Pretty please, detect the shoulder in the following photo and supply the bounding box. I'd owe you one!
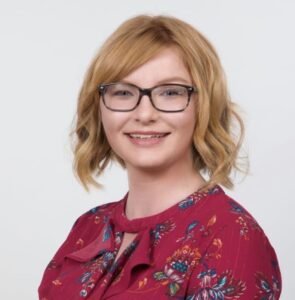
[70,199,121,236]
[198,187,264,238]
[208,189,281,276]
[186,188,282,299]
[48,199,122,265]
[189,187,280,271]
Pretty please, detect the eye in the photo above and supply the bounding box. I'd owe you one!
[159,87,186,97]
[162,89,181,96]
[112,90,133,97]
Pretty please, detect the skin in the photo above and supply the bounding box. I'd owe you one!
[100,46,206,221]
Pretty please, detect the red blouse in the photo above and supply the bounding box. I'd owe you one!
[38,185,282,299]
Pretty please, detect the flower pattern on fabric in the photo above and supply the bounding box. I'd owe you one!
[153,245,201,296]
[79,250,116,297]
[176,220,200,243]
[255,271,281,300]
[186,268,246,299]
[150,219,176,246]
[228,200,260,240]
[38,185,282,299]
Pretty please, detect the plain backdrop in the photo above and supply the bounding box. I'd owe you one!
[0,0,294,299]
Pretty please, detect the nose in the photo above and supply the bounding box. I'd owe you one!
[133,94,158,122]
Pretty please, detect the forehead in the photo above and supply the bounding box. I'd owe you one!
[121,47,192,86]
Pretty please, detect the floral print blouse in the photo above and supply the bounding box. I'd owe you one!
[38,185,282,299]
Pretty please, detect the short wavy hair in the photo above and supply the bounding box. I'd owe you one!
[69,14,249,193]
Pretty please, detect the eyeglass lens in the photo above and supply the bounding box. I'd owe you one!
[103,83,189,111]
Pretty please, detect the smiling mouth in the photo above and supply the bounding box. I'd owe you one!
[126,133,170,139]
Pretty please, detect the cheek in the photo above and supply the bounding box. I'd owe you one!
[101,120,121,156]
[184,105,197,135]
[170,110,196,136]
[101,120,117,147]
[100,108,128,148]
[176,114,196,147]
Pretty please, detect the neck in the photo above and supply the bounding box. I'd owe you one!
[125,158,206,220]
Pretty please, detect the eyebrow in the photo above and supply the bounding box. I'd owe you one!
[156,77,192,85]
[121,76,192,86]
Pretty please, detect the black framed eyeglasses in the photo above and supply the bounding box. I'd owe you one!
[98,82,198,112]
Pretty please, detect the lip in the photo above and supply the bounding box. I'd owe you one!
[124,131,171,146]
[124,131,170,135]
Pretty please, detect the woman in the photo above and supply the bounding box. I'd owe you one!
[38,14,282,299]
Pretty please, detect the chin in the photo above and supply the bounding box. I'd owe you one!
[125,159,169,171]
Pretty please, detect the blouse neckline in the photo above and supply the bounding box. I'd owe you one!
[112,184,224,233]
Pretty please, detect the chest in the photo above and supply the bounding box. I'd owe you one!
[114,232,138,264]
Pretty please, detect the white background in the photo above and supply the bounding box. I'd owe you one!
[0,1,294,299]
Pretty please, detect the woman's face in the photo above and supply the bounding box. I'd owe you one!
[100,47,197,173]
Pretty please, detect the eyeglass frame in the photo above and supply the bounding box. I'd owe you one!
[98,82,198,113]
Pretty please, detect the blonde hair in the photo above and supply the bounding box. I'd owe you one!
[69,14,249,193]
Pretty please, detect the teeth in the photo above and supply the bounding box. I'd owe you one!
[129,134,166,139]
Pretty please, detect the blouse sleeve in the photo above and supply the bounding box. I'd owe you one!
[38,213,88,296]
[186,219,282,299]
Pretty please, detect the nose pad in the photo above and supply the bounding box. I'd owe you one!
[133,94,158,123]
[137,94,155,110]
